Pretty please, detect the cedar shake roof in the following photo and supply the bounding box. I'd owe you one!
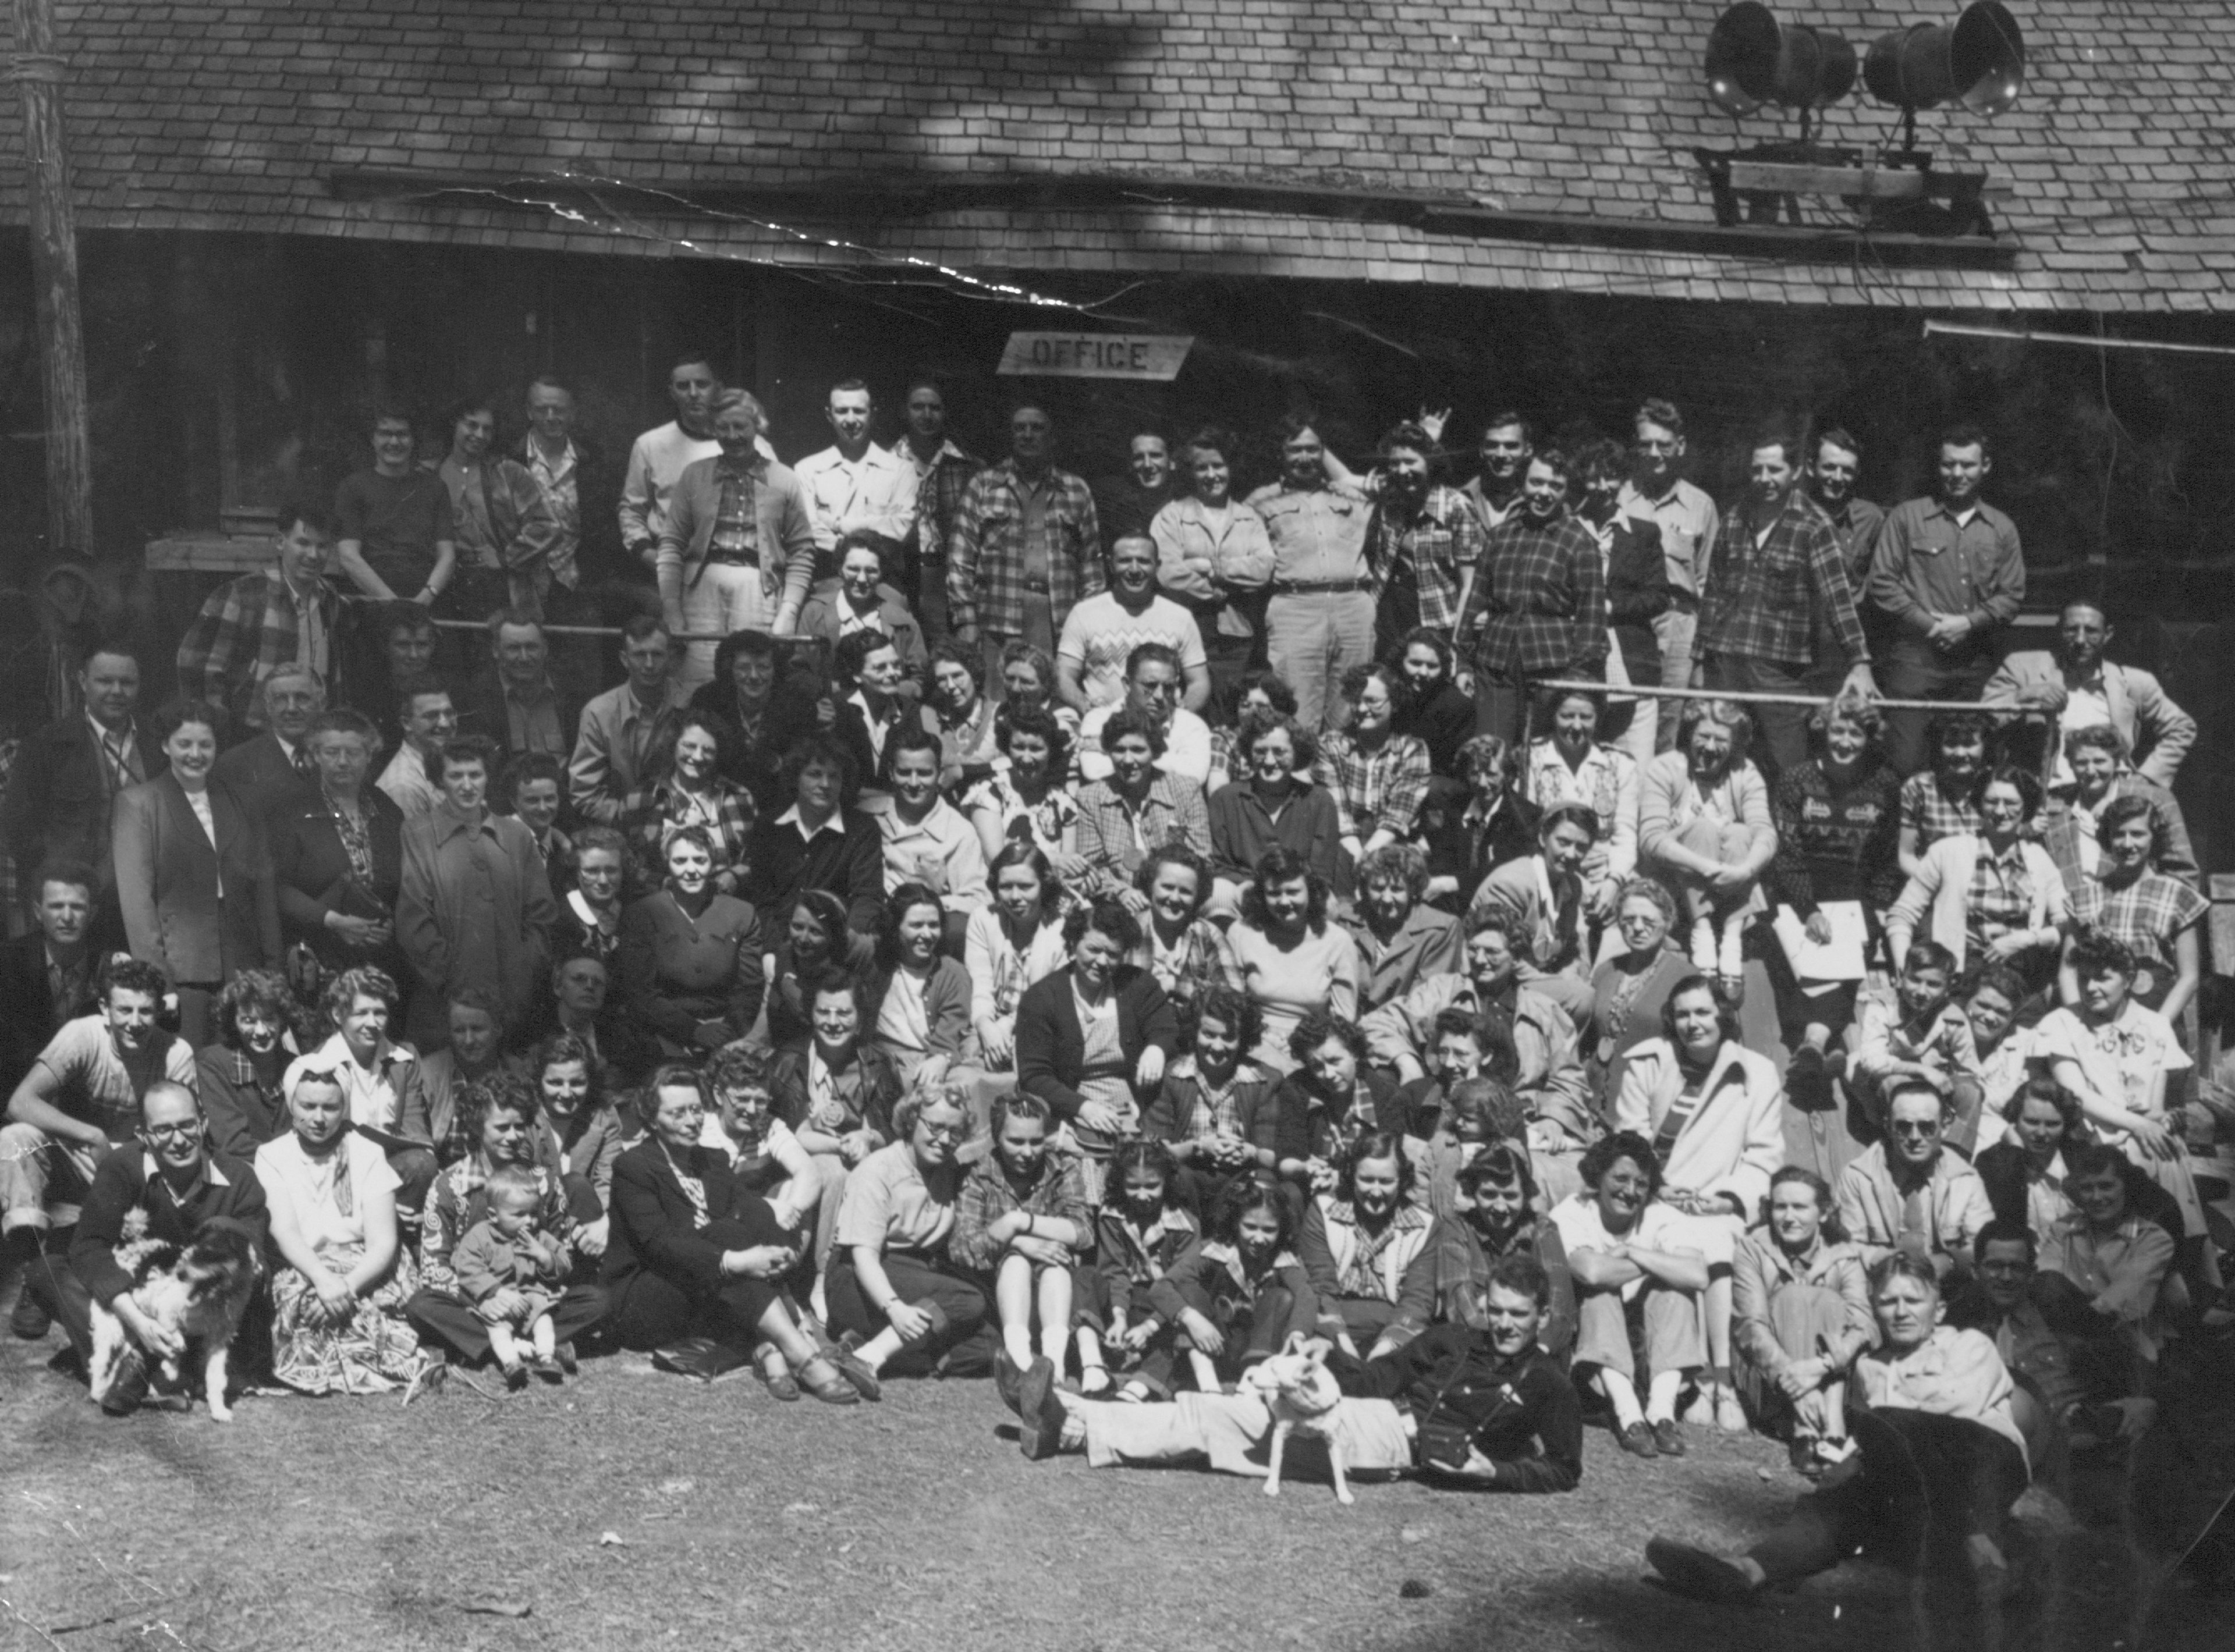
[0,0,2223,310]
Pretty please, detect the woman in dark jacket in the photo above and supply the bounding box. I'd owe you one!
[605,1062,873,1400]
[1973,1074,2184,1244]
[112,701,281,1047]
[1391,627,1477,780]
[269,708,406,978]
[1015,897,1180,1203]
[1423,734,1541,915]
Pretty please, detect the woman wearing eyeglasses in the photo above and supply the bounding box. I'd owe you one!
[1887,764,2067,993]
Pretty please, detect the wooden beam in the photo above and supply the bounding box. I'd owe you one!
[9,0,94,562]
[1725,161,1929,199]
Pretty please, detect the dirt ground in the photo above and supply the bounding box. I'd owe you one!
[1,1333,2225,1652]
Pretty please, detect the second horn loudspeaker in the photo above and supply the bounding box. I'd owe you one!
[1864,1,2026,115]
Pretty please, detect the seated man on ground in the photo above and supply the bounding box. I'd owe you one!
[1834,1078,1995,1282]
[4,958,199,1338]
[42,1081,268,1412]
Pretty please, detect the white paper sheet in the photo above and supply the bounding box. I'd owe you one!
[1772,900,1867,983]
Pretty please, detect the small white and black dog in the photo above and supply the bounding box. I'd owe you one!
[88,1218,261,1422]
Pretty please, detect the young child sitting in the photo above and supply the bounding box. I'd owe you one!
[950,1093,1092,1387]
[1851,941,1981,1138]
[1082,1140,1201,1401]
[1153,1177,1321,1394]
[451,1164,572,1389]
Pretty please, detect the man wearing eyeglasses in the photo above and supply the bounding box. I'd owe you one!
[24,1081,268,1404]
[1832,1079,1994,1282]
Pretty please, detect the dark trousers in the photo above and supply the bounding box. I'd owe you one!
[608,1196,797,1354]
[825,1248,992,1374]
[1748,1408,2030,1585]
[1881,644,1999,777]
[1702,652,1818,783]
[1470,667,1568,748]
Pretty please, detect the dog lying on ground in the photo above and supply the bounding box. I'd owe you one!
[87,1218,261,1422]
[1243,1333,1355,1505]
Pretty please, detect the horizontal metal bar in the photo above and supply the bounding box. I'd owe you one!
[1923,321,2235,360]
[1531,678,2007,714]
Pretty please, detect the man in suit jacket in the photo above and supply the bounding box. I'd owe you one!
[1981,599,2197,790]
[3,649,162,900]
[111,758,282,1049]
[459,609,584,767]
[209,661,324,823]
[0,861,100,1095]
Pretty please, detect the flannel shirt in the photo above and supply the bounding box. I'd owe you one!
[1313,730,1431,841]
[1139,916,1243,1010]
[1173,1054,1267,1142]
[1370,485,1482,637]
[1967,840,2040,942]
[175,567,341,729]
[620,777,757,884]
[2041,777,2198,896]
[1074,775,1212,900]
[905,439,984,563]
[1459,509,1608,677]
[1900,770,1982,855]
[1867,496,2025,640]
[947,461,1104,638]
[2070,871,2206,976]
[948,1152,1094,1273]
[1698,489,1869,669]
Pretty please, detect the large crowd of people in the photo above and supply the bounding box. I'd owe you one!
[2,354,2229,1606]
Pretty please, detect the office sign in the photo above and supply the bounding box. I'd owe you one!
[996,332,1193,381]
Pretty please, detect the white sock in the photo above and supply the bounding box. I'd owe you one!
[1689,918,1716,973]
[1647,1369,1685,1423]
[1601,1371,1645,1429]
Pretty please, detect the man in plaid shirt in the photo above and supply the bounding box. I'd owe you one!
[1456,447,1607,745]
[895,378,981,645]
[949,404,1103,693]
[1368,422,1484,660]
[175,503,343,731]
[1697,430,1877,777]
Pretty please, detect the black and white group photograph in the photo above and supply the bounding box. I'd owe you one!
[0,1,2229,1649]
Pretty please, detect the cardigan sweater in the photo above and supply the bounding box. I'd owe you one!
[1014,965,1180,1123]
[1886,833,2068,973]
[1612,1038,1787,1218]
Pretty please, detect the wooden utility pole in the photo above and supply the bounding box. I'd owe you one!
[10,0,93,560]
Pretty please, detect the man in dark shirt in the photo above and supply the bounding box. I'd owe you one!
[334,405,457,608]
[36,1081,267,1405]
[1329,1251,1584,1493]
[1096,429,1175,553]
[1866,422,2025,774]
[0,861,99,1096]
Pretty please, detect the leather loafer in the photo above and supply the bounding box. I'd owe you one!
[1617,1420,1659,1459]
[1019,1356,1067,1460]
[1651,1417,1687,1456]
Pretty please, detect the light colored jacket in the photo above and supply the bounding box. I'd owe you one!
[1731,1230,1872,1376]
[1613,1038,1786,1217]
[1981,652,2195,788]
[1151,496,1276,638]
[1834,1142,1995,1269]
[1886,834,2067,972]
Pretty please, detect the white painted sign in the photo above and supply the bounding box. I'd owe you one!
[996,332,1194,381]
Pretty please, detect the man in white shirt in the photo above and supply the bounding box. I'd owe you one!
[1057,535,1208,713]
[618,351,776,573]
[1615,398,1719,748]
[1077,644,1213,787]
[375,681,457,820]
[791,379,919,567]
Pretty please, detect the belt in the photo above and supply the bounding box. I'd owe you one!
[1271,578,1372,596]
[1021,576,1051,595]
[705,550,761,569]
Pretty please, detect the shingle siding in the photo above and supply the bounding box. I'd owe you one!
[0,1,2222,309]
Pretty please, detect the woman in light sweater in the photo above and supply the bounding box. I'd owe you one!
[1637,699,1775,1001]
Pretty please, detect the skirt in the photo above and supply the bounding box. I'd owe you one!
[268,1244,428,1395]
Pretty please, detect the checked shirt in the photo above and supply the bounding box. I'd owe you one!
[1370,485,1483,637]
[1459,509,1607,677]
[1314,730,1432,842]
[1698,489,1869,669]
[946,460,1105,638]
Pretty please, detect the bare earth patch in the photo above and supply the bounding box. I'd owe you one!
[0,1336,2218,1652]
